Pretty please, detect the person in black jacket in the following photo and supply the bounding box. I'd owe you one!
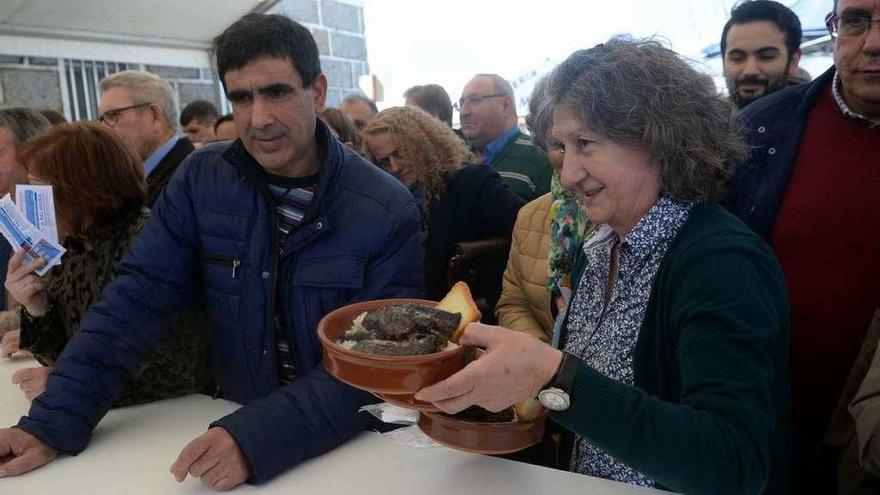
[363,106,525,300]
[724,1,880,491]
[97,70,194,207]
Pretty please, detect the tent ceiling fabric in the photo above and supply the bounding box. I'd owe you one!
[0,0,276,46]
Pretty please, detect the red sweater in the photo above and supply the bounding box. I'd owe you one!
[769,84,880,438]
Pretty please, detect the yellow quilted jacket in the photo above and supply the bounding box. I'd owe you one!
[495,193,553,341]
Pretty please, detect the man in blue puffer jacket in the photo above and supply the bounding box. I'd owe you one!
[0,14,422,489]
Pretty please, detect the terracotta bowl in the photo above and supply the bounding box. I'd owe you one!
[418,410,547,455]
[318,298,476,405]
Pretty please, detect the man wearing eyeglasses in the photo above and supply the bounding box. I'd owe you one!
[458,74,551,202]
[725,0,880,491]
[97,70,195,207]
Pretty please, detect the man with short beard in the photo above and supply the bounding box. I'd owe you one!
[725,0,880,491]
[721,0,803,108]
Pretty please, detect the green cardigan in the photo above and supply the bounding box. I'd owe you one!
[553,203,791,495]
[488,131,552,202]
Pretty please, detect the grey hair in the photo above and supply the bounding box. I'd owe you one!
[0,108,52,145]
[525,74,552,151]
[100,70,178,130]
[546,37,745,202]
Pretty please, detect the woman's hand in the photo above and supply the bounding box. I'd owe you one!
[416,323,563,413]
[11,366,52,401]
[4,250,49,317]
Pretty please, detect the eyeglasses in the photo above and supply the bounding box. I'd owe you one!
[453,93,506,111]
[98,102,152,127]
[826,13,880,38]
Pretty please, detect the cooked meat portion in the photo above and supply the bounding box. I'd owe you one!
[362,304,460,341]
[342,325,373,342]
[340,304,463,356]
[352,334,439,356]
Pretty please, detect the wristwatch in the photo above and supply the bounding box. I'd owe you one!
[537,351,579,411]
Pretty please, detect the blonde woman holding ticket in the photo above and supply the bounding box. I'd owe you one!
[4,122,210,405]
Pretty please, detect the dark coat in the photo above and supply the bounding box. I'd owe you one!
[557,203,790,495]
[724,67,835,240]
[17,121,423,483]
[423,164,524,300]
[146,136,194,207]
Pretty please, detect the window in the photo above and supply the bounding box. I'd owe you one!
[63,59,135,121]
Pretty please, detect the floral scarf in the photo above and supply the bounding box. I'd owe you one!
[548,173,589,298]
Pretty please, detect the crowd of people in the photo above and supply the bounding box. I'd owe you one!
[0,1,877,494]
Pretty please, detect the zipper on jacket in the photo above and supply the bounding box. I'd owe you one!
[204,255,242,279]
[268,217,283,376]
[271,217,300,378]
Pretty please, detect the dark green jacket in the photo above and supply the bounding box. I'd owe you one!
[488,131,552,202]
[554,203,791,495]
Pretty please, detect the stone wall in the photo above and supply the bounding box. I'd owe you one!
[0,56,64,112]
[0,55,221,123]
[271,0,369,107]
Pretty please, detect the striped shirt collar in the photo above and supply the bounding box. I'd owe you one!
[832,72,880,128]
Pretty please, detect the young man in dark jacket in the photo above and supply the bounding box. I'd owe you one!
[0,14,422,490]
[725,0,879,491]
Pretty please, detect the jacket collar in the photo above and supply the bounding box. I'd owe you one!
[222,119,346,226]
[793,66,836,121]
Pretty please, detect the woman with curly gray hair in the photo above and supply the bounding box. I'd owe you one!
[418,38,790,495]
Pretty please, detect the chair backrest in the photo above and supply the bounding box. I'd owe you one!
[445,237,511,325]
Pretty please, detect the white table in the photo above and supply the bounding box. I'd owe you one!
[0,357,664,494]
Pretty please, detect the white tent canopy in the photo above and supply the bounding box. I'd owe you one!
[0,0,280,49]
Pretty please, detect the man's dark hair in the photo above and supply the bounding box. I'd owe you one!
[720,1,802,59]
[341,94,378,115]
[180,100,220,127]
[214,113,234,133]
[213,13,321,89]
[403,84,453,126]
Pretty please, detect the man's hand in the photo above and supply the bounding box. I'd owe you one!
[170,427,250,491]
[4,250,49,317]
[1,330,22,358]
[11,366,52,401]
[416,323,563,413]
[0,427,57,477]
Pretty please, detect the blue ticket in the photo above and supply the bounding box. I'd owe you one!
[0,194,66,276]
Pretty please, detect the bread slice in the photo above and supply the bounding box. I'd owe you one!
[514,398,545,422]
[436,281,481,343]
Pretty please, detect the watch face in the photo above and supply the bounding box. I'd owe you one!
[538,388,570,411]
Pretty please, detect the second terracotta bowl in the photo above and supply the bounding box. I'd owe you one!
[317,298,476,401]
[418,410,547,455]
